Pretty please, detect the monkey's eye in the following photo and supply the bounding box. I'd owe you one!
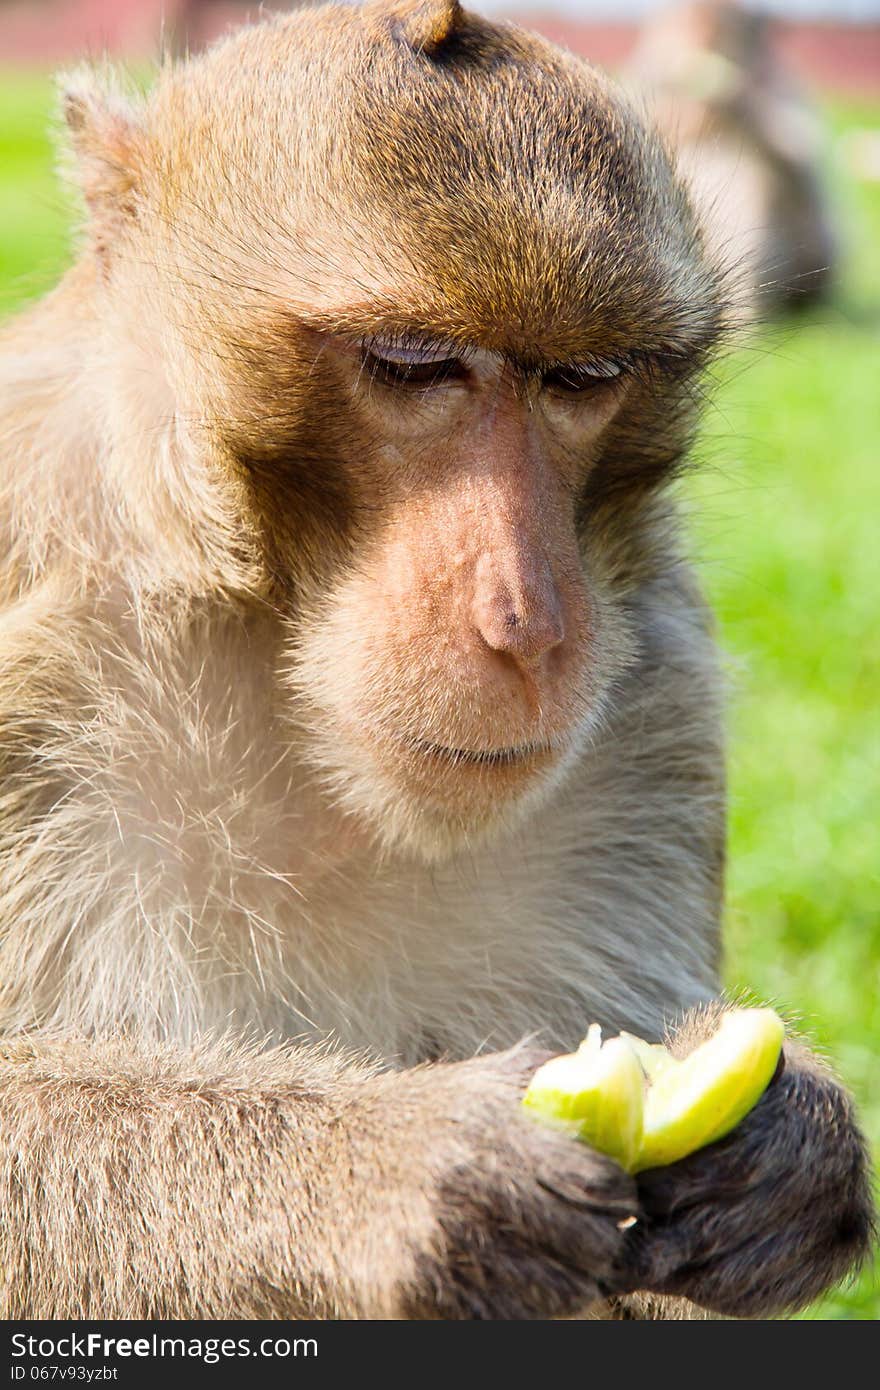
[542,358,625,395]
[361,338,466,389]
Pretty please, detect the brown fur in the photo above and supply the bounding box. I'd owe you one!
[0,0,872,1319]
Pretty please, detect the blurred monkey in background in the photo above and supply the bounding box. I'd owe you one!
[628,0,838,316]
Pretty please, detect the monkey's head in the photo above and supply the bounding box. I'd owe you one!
[63,0,724,859]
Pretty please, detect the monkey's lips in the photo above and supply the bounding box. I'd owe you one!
[404,736,556,770]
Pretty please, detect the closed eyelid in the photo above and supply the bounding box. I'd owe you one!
[363,336,463,366]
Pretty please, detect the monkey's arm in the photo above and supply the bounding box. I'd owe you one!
[0,1035,637,1320]
[619,1005,875,1317]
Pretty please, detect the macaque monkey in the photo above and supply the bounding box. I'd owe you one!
[627,0,838,316]
[0,0,872,1320]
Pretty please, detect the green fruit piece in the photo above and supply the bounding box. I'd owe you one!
[619,1032,676,1081]
[523,1025,645,1172]
[635,1008,785,1171]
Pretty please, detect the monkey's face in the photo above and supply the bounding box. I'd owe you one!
[286,335,639,856]
[110,3,722,857]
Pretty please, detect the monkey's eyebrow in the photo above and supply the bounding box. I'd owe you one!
[288,302,710,378]
[292,303,473,354]
[290,306,599,374]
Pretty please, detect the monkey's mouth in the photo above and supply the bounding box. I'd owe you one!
[406,737,555,769]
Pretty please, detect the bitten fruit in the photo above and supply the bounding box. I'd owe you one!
[521,1024,645,1171]
[523,1008,785,1172]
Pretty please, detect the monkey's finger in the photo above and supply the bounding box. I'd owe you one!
[535,1156,638,1215]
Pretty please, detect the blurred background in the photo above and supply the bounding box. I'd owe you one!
[1,0,878,1318]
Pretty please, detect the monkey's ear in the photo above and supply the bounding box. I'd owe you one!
[363,0,464,56]
[59,69,146,245]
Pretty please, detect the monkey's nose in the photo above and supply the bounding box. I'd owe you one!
[472,585,565,668]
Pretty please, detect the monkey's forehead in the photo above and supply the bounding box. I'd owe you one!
[149,6,722,361]
[334,73,715,358]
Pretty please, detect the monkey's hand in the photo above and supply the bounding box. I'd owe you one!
[384,1045,638,1318]
[616,1021,875,1317]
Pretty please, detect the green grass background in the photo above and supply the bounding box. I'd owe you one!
[1,72,877,1318]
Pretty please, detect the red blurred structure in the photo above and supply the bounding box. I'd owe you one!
[1,1,878,96]
[0,0,250,61]
[526,12,880,95]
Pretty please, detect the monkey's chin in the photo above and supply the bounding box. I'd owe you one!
[308,725,582,864]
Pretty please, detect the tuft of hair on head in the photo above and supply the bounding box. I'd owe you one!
[363,0,464,56]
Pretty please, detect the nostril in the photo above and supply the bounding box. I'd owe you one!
[471,548,567,668]
[474,594,565,665]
